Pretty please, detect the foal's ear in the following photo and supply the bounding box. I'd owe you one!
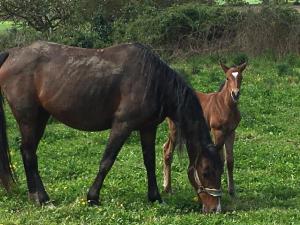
[220,62,229,73]
[237,62,247,72]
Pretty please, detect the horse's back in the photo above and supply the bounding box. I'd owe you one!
[0,42,160,131]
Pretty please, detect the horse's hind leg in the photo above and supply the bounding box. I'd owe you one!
[87,122,131,205]
[140,126,162,203]
[18,107,50,205]
[225,131,235,196]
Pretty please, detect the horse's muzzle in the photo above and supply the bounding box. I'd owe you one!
[202,197,221,213]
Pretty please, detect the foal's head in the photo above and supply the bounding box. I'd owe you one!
[220,62,247,103]
[188,145,224,213]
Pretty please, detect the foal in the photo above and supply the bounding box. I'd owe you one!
[163,62,247,196]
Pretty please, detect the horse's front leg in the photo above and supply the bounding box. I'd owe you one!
[87,122,131,205]
[224,131,235,196]
[19,110,50,205]
[140,126,162,203]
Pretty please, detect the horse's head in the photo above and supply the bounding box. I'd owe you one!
[220,62,247,103]
[188,144,224,213]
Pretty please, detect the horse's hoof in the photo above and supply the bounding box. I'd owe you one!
[28,192,50,206]
[87,199,99,206]
[148,194,163,203]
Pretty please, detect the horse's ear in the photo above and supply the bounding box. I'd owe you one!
[220,62,229,73]
[238,62,247,72]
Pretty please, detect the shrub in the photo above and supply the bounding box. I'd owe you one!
[0,26,42,51]
[1,3,299,58]
[112,4,244,51]
[238,6,300,56]
[113,4,300,57]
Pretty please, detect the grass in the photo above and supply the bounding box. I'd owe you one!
[0,54,300,224]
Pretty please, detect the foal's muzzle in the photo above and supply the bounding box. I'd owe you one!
[231,89,240,102]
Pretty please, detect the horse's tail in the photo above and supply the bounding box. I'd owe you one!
[0,52,14,190]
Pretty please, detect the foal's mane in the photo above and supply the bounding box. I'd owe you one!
[218,81,226,92]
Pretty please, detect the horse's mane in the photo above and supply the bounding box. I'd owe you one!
[132,43,206,148]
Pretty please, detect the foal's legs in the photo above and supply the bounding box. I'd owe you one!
[162,119,177,193]
[140,126,162,203]
[225,131,235,196]
[162,135,176,193]
[19,108,50,204]
[87,122,131,205]
[212,129,226,161]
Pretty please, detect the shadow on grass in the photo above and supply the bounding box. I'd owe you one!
[222,185,299,213]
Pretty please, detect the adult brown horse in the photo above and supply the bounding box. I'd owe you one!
[0,41,223,213]
[163,62,246,196]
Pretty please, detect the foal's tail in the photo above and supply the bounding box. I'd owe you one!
[0,52,14,190]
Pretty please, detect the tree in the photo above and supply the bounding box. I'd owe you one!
[0,0,79,34]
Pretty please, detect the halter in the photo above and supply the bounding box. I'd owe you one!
[192,147,222,197]
[193,167,222,197]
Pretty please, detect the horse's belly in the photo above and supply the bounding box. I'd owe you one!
[40,91,119,131]
[46,105,115,131]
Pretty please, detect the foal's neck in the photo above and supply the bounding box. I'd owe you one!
[219,82,238,109]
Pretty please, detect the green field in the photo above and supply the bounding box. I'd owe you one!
[0,55,299,224]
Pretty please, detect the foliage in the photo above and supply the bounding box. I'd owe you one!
[112,4,300,56]
[238,6,300,56]
[0,55,299,224]
[0,3,300,56]
[0,26,42,50]
[0,0,81,34]
[113,4,244,52]
[0,21,12,33]
[224,0,249,6]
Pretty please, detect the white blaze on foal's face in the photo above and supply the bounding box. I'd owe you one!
[232,72,239,79]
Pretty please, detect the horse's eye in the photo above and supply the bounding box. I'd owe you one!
[203,171,210,178]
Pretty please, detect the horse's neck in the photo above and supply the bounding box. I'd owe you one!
[182,102,213,149]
